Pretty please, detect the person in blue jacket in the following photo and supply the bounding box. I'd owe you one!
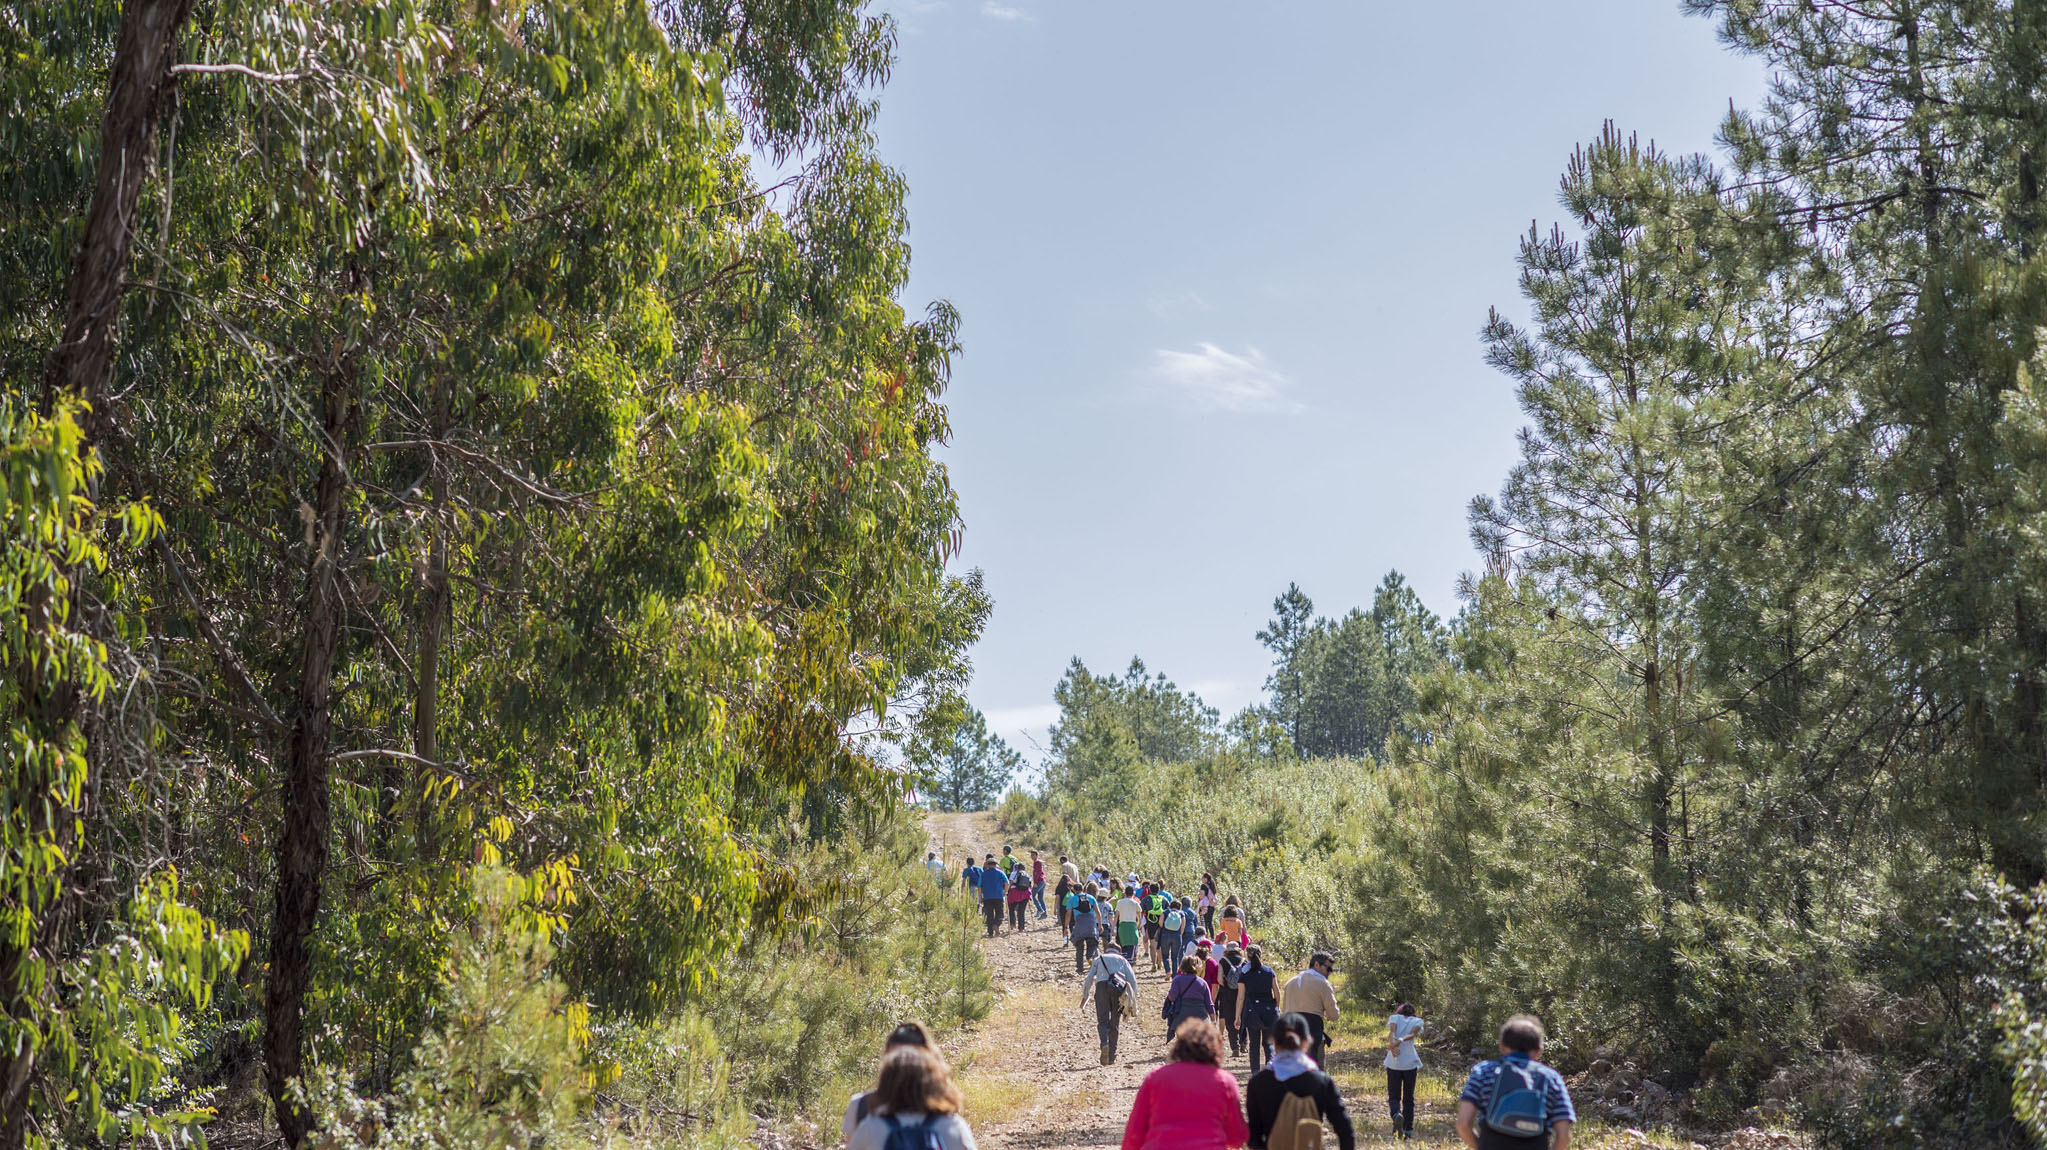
[977,853,1009,937]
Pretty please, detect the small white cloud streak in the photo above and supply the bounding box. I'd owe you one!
[981,1,1033,21]
[1146,290,1213,318]
[1150,343,1303,413]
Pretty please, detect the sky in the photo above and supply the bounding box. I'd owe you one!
[867,1,1770,763]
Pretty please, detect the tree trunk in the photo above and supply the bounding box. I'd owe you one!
[264,362,356,1148]
[40,0,195,428]
[0,4,194,1146]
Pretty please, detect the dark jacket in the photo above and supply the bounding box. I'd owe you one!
[1245,1067,1355,1150]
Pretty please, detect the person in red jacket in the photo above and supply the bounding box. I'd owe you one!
[1122,1021,1247,1150]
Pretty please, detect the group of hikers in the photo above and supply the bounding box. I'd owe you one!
[901,846,1578,1150]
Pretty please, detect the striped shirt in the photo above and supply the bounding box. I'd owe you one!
[1459,1054,1575,1130]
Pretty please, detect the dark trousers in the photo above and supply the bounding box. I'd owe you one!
[1300,1012,1327,1064]
[1386,1067,1417,1131]
[1073,934,1099,971]
[1008,899,1026,929]
[982,898,1002,936]
[1246,1016,1275,1073]
[1202,907,1215,934]
[1096,994,1122,1057]
[1217,988,1242,1053]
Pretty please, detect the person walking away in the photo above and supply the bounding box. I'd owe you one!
[1246,1013,1356,1150]
[1082,945,1141,1065]
[927,851,946,884]
[1163,955,1216,1041]
[961,857,982,896]
[1217,904,1250,949]
[1233,945,1280,1073]
[1384,1003,1425,1140]
[1199,873,1217,934]
[1002,845,1018,873]
[1070,887,1103,972]
[1159,898,1189,973]
[1217,940,1248,1058]
[1055,873,1076,935]
[977,855,1008,937]
[1280,952,1340,1065]
[1121,1021,1247,1150]
[1006,863,1032,930]
[847,1046,980,1150]
[1194,937,1221,1002]
[1062,855,1081,884]
[1030,850,1049,919]
[841,1021,939,1140]
[1456,1014,1575,1150]
[1115,886,1145,960]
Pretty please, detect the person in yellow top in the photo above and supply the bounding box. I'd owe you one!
[1280,951,1340,1064]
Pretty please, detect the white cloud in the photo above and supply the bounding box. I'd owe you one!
[1146,290,1213,318]
[1150,343,1303,413]
[980,1,1033,21]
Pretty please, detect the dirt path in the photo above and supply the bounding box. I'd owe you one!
[926,812,1467,1150]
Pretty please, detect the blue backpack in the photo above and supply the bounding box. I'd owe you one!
[881,1114,946,1150]
[1482,1059,1549,1139]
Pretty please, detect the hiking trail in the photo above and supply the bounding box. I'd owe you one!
[924,810,1464,1149]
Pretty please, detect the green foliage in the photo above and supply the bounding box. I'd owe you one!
[301,867,592,1150]
[907,704,1022,813]
[1257,572,1447,760]
[0,400,246,1148]
[1044,658,1218,805]
[682,804,991,1133]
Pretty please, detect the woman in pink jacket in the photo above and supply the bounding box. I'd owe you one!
[1121,1020,1248,1150]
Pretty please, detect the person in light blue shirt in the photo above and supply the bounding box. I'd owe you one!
[1383,1003,1425,1139]
[1456,1014,1574,1150]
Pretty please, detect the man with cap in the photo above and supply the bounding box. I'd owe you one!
[1281,951,1341,1064]
[1216,939,1248,1057]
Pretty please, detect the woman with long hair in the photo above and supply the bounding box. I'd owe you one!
[841,1022,937,1140]
[1232,945,1280,1073]
[1163,954,1216,1040]
[847,1046,979,1150]
[1383,1002,1425,1140]
[1246,1013,1356,1150]
[1121,1021,1247,1150]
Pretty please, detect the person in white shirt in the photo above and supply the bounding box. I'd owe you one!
[1383,1003,1425,1139]
[1080,949,1141,1064]
[925,851,945,883]
[846,1046,978,1150]
[1113,889,1144,960]
[1280,951,1341,1064]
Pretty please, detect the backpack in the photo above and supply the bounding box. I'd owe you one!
[1162,907,1185,932]
[1481,1059,1549,1139]
[880,1114,946,1150]
[1269,1086,1326,1150]
[1222,958,1243,990]
[1076,894,1096,916]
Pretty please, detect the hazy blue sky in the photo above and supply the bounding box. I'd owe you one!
[868,1,1768,760]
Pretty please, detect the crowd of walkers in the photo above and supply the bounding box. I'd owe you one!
[902,846,1578,1150]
